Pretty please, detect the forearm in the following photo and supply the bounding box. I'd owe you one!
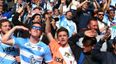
[92,39,105,60]
[2,27,16,45]
[45,17,51,34]
[12,12,22,25]
[105,0,111,11]
[59,4,63,15]
[94,39,105,51]
[101,0,111,12]
[2,26,28,45]
[102,2,107,11]
[93,0,100,9]
[45,15,54,41]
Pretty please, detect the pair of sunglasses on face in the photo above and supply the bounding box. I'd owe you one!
[32,26,43,30]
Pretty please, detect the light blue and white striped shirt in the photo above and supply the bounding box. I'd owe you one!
[0,35,19,64]
[13,37,52,64]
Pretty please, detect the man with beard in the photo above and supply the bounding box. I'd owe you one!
[56,11,77,37]
[97,10,108,34]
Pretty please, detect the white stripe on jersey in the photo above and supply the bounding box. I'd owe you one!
[0,53,15,60]
[20,49,43,60]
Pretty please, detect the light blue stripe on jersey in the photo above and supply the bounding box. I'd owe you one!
[20,54,30,63]
[13,37,52,64]
[0,41,19,64]
[0,57,17,64]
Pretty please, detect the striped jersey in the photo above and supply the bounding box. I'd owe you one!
[0,35,19,64]
[13,37,52,64]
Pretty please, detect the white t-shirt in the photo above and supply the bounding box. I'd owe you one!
[59,46,77,64]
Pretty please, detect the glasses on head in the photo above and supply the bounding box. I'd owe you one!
[32,26,43,30]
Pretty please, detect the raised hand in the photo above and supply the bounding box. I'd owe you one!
[45,13,50,20]
[102,28,111,41]
[61,0,65,4]
[16,6,23,13]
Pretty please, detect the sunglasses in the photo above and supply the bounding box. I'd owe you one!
[32,26,43,30]
[98,14,104,15]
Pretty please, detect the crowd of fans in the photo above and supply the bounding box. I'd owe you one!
[0,0,116,64]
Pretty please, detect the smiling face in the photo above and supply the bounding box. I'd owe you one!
[30,23,42,38]
[88,20,98,30]
[0,20,11,34]
[33,14,41,22]
[66,11,73,20]
[97,11,104,21]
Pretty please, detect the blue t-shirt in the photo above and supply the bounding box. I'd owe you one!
[59,15,77,37]
[13,37,52,64]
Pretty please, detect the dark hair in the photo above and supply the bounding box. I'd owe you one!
[42,11,49,19]
[31,14,42,21]
[65,11,72,15]
[82,36,97,46]
[87,17,97,25]
[107,6,115,14]
[53,7,58,11]
[52,7,60,14]
[0,19,12,28]
[97,9,104,14]
[57,27,69,37]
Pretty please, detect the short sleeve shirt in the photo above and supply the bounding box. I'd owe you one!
[13,37,52,64]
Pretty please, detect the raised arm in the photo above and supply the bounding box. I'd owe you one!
[2,26,28,46]
[92,30,110,61]
[12,6,25,26]
[93,0,100,10]
[59,1,64,15]
[76,0,90,9]
[45,14,54,41]
[105,0,111,11]
[102,0,111,12]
